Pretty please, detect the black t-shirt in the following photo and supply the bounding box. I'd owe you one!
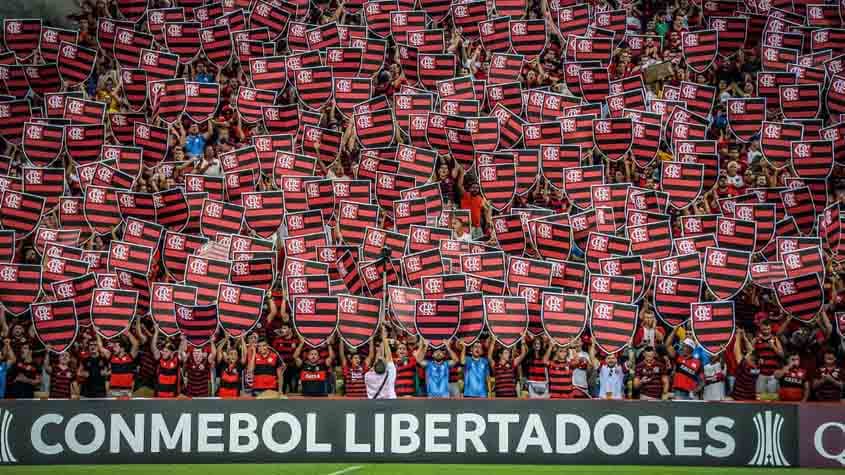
[300,361,329,396]
[81,356,107,398]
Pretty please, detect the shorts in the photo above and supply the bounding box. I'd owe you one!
[527,381,550,399]
[756,374,779,396]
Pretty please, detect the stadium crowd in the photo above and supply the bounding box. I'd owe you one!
[0,0,843,403]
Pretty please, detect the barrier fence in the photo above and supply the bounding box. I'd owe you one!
[0,400,841,468]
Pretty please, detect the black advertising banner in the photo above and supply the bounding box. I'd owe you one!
[0,400,800,467]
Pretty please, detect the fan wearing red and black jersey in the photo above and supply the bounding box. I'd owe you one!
[340,340,374,398]
[489,335,527,398]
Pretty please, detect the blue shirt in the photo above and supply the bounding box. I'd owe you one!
[185,134,206,157]
[195,72,215,84]
[0,362,8,399]
[425,360,450,398]
[463,357,489,397]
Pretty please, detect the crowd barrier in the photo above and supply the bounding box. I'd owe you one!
[0,399,841,468]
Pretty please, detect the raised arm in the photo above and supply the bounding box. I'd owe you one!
[415,337,429,367]
[293,337,305,367]
[151,328,161,360]
[542,341,554,365]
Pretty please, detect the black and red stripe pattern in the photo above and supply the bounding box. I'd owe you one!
[292,296,338,347]
[782,246,824,279]
[107,240,153,275]
[199,199,244,239]
[790,140,833,180]
[540,292,587,347]
[1,190,45,239]
[483,295,528,348]
[593,117,633,161]
[652,276,702,328]
[0,263,40,316]
[56,41,96,87]
[773,273,823,323]
[217,283,264,338]
[21,121,64,167]
[589,300,638,355]
[703,247,750,300]
[734,203,776,253]
[175,303,218,347]
[508,19,546,59]
[690,300,735,355]
[589,274,636,305]
[184,255,231,305]
[3,19,41,60]
[64,123,104,164]
[336,294,381,348]
[715,216,757,251]
[682,29,718,73]
[726,97,765,142]
[31,300,78,353]
[660,161,704,210]
[532,220,572,261]
[780,186,816,236]
[779,84,820,120]
[411,299,458,348]
[761,121,803,169]
[91,288,138,339]
[150,282,198,337]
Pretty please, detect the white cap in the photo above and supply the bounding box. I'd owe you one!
[682,338,696,348]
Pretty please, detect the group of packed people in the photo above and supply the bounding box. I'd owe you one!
[0,0,843,403]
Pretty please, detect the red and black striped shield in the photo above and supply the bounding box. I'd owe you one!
[541,292,587,347]
[599,255,651,302]
[628,220,673,260]
[726,97,765,142]
[119,68,148,112]
[492,214,527,255]
[422,274,467,299]
[4,19,41,60]
[154,188,190,232]
[21,167,64,212]
[779,84,820,120]
[588,274,636,304]
[660,161,704,210]
[184,82,219,123]
[532,220,572,261]
[417,53,456,90]
[734,203,776,253]
[414,299,460,348]
[338,201,380,247]
[199,199,244,239]
[506,256,553,294]
[703,247,750,300]
[236,86,276,124]
[589,300,638,354]
[549,259,585,293]
[593,117,633,162]
[217,283,265,338]
[584,231,630,274]
[483,295,528,348]
[653,275,702,327]
[508,19,546,59]
[360,257,400,299]
[0,263,40,317]
[387,286,421,334]
[0,230,14,262]
[34,228,80,257]
[478,163,515,212]
[760,121,803,169]
[150,282,198,337]
[791,140,833,180]
[690,300,735,355]
[185,255,231,305]
[133,122,169,166]
[91,288,138,339]
[107,240,153,275]
[0,190,45,239]
[578,66,610,103]
[137,46,176,81]
[750,261,786,290]
[293,296,338,347]
[57,41,97,87]
[656,252,702,279]
[715,216,757,251]
[782,246,825,279]
[448,292,484,345]
[0,99,31,145]
[242,191,285,238]
[293,66,333,111]
[773,273,823,323]
[362,227,408,261]
[231,257,276,293]
[401,248,443,287]
[22,122,64,167]
[631,120,661,168]
[337,294,381,348]
[681,30,718,73]
[31,300,78,353]
[780,186,816,236]
[175,303,218,347]
[163,21,201,63]
[199,24,232,68]
[354,108,395,148]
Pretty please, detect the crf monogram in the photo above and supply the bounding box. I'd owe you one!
[418,302,435,316]
[487,299,505,313]
[694,305,712,321]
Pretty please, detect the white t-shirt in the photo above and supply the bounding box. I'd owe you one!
[702,362,726,401]
[365,362,397,399]
[598,364,626,399]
